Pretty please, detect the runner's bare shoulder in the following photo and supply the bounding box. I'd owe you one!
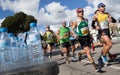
[73,20,78,28]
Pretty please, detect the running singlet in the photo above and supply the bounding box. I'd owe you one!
[97,13,109,29]
[69,27,77,40]
[45,31,55,43]
[76,20,89,36]
[59,27,70,43]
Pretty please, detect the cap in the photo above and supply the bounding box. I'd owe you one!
[30,22,36,28]
[76,8,83,13]
[8,33,14,37]
[98,3,105,8]
[0,28,8,32]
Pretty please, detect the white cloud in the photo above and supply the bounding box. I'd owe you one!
[0,18,5,26]
[0,0,120,32]
[0,0,77,26]
[0,0,76,26]
[1,0,40,13]
[45,2,67,13]
[37,2,76,26]
[84,6,94,18]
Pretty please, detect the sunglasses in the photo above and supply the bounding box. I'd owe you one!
[77,11,84,13]
[101,6,105,8]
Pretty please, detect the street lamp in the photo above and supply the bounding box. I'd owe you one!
[57,10,64,23]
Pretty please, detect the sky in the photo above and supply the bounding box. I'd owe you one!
[0,0,120,32]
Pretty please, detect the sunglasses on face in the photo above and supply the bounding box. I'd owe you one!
[101,6,105,8]
[77,11,84,13]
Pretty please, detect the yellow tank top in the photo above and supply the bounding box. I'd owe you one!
[97,13,109,29]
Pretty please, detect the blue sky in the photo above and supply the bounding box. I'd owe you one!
[0,7,13,19]
[40,0,88,10]
[0,0,88,19]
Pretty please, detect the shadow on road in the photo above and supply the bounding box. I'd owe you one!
[97,70,106,73]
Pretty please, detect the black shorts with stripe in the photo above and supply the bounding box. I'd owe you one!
[78,35,91,48]
[98,28,111,39]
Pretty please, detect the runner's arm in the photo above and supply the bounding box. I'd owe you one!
[107,14,111,22]
[72,21,78,38]
[42,31,47,41]
[51,30,57,43]
[56,29,61,40]
[50,30,56,37]
[92,14,100,30]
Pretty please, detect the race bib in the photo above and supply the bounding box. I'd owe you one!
[100,20,109,29]
[47,34,53,40]
[81,27,89,36]
[63,32,69,38]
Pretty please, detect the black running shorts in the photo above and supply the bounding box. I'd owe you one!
[78,35,91,48]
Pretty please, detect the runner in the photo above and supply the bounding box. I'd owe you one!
[69,21,80,61]
[92,9,117,61]
[92,3,116,65]
[72,8,100,71]
[43,25,56,58]
[56,21,71,64]
[91,10,103,50]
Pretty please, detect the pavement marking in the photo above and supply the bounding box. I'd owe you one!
[81,60,91,63]
[81,60,120,70]
[109,66,120,70]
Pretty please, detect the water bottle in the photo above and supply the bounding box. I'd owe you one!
[14,37,22,61]
[0,28,3,66]
[8,33,18,62]
[0,28,12,65]
[18,38,27,59]
[18,32,26,43]
[26,22,43,61]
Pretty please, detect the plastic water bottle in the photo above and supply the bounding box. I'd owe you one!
[18,38,27,59]
[14,37,22,61]
[0,28,3,66]
[26,22,43,61]
[0,28,12,65]
[8,33,18,62]
[18,32,27,43]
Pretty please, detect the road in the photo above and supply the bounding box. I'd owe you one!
[49,39,120,75]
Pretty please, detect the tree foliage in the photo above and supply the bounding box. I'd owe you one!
[1,12,37,36]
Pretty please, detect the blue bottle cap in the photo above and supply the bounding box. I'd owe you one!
[0,28,8,32]
[30,22,37,28]
[8,33,14,37]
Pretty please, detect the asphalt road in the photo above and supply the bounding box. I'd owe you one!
[49,39,120,75]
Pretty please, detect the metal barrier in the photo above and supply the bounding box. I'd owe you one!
[109,23,120,39]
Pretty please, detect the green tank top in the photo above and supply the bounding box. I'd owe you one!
[76,21,89,36]
[45,31,55,43]
[59,27,70,43]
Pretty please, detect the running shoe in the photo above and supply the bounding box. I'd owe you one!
[101,55,108,66]
[65,59,70,64]
[94,64,101,72]
[48,52,52,58]
[71,55,77,62]
[98,57,104,68]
